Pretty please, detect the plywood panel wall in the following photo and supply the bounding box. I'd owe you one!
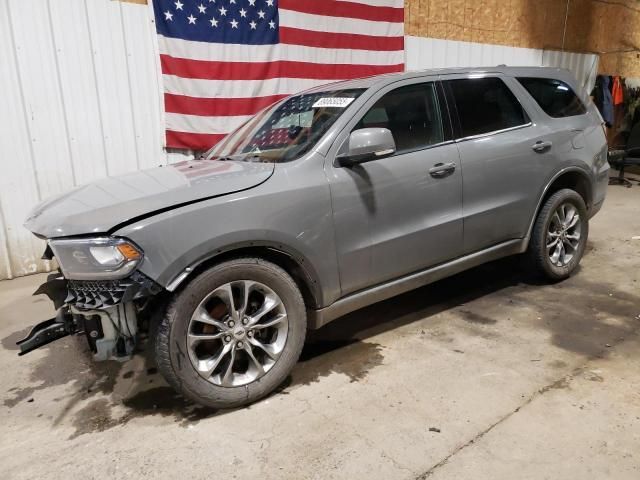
[405,0,566,49]
[405,0,640,77]
[582,0,640,77]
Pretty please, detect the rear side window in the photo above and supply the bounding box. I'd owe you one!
[356,82,444,154]
[447,77,528,138]
[517,77,587,118]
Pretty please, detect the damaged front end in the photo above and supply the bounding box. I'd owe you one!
[17,240,163,361]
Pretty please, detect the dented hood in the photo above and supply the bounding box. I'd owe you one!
[25,159,274,238]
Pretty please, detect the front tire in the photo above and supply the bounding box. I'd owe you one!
[154,258,306,409]
[528,188,588,281]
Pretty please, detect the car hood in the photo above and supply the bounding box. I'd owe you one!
[25,159,274,238]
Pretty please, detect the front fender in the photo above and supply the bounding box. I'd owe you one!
[115,166,341,308]
[153,234,328,307]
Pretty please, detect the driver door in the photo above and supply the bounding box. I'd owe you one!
[326,79,464,296]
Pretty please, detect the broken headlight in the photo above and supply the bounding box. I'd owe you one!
[48,237,143,280]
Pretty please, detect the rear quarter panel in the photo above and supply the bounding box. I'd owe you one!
[507,71,608,216]
[582,115,609,214]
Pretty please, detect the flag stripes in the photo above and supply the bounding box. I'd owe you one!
[153,0,404,150]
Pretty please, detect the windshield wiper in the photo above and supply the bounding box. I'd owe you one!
[206,152,269,162]
[208,154,245,162]
[242,153,266,162]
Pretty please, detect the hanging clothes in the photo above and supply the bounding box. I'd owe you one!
[612,76,624,106]
[591,75,614,127]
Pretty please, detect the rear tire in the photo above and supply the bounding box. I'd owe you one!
[154,258,306,409]
[527,188,588,281]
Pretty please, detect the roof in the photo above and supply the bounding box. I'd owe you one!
[305,66,577,93]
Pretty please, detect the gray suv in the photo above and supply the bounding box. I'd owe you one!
[20,67,609,408]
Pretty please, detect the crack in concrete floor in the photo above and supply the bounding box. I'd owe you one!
[415,331,640,479]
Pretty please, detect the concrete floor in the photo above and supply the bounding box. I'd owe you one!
[1,184,639,479]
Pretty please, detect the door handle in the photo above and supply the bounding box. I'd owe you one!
[429,162,456,178]
[532,140,552,152]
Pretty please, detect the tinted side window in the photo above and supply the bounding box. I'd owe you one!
[447,77,528,138]
[356,83,444,154]
[517,77,587,118]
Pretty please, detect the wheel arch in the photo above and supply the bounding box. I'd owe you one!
[524,167,593,248]
[164,241,324,310]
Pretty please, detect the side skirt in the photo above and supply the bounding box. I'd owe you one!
[308,238,526,329]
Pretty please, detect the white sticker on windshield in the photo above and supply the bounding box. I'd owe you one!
[312,97,355,108]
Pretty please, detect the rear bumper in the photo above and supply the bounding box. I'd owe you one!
[590,166,609,219]
[590,197,605,219]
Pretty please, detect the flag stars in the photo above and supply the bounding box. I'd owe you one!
[165,0,278,37]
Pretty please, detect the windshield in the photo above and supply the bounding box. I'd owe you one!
[206,88,365,162]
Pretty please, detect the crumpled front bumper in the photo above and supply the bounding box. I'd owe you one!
[35,270,162,310]
[17,271,163,360]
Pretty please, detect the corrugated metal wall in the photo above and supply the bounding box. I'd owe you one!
[0,0,190,280]
[406,36,543,71]
[541,49,599,94]
[405,36,599,94]
[0,4,600,281]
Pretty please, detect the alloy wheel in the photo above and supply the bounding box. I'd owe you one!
[546,202,582,267]
[187,280,288,387]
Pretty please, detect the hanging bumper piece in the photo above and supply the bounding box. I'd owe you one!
[16,308,77,356]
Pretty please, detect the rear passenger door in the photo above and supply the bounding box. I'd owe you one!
[443,74,553,254]
[327,79,463,295]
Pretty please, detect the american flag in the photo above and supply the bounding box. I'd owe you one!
[152,0,404,150]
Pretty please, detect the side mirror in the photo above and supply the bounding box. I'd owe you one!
[337,128,396,167]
